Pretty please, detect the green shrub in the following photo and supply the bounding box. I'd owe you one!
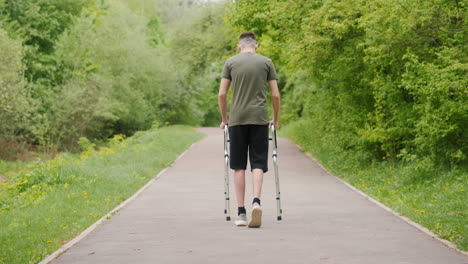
[228,0,467,166]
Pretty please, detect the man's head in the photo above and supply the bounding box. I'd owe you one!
[238,32,258,51]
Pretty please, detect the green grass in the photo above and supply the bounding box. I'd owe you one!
[0,160,28,176]
[0,125,204,264]
[281,120,467,252]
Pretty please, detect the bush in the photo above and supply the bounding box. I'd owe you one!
[228,0,467,167]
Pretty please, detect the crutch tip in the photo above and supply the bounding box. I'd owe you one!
[226,216,231,221]
[277,216,282,221]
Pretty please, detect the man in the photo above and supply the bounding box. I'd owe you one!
[218,32,280,228]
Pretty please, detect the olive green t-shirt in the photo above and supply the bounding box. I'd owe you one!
[221,52,278,126]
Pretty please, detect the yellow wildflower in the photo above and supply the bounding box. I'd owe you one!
[387,181,392,185]
[63,183,69,188]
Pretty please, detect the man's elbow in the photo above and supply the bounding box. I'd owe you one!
[272,93,280,100]
[218,91,227,99]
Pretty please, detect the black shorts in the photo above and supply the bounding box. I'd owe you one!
[229,124,269,173]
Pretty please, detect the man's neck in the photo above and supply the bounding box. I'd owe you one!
[240,48,256,53]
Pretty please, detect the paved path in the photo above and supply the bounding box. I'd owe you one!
[51,128,467,264]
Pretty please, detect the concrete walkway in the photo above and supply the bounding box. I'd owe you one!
[51,128,467,264]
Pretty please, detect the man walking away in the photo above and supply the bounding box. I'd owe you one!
[218,32,280,228]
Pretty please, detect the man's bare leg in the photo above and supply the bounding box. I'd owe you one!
[234,169,247,226]
[249,168,264,228]
[252,168,263,199]
[234,169,246,207]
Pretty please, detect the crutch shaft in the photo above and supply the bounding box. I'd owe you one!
[271,125,283,220]
[224,125,231,221]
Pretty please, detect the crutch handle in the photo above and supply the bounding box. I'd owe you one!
[224,125,230,142]
[270,125,278,150]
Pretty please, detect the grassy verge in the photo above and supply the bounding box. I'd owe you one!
[0,125,204,264]
[0,161,28,177]
[281,120,467,252]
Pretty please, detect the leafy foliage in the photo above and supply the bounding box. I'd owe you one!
[0,27,29,137]
[0,0,230,154]
[228,0,467,167]
[167,1,234,125]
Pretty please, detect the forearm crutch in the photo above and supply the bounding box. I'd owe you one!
[223,125,231,221]
[270,125,283,220]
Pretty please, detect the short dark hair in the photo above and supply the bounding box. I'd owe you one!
[239,32,256,41]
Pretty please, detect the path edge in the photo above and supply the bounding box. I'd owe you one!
[38,139,202,264]
[291,141,468,257]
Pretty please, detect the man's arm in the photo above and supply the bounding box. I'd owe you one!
[218,78,231,129]
[268,79,280,129]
